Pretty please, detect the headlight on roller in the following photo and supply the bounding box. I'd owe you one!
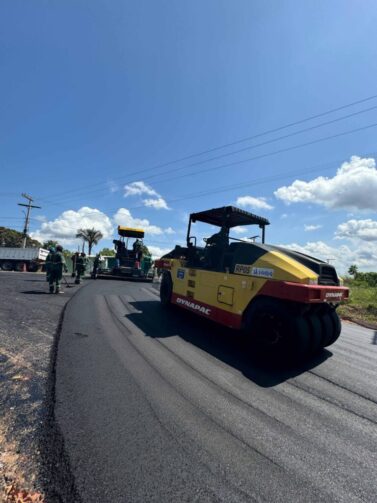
[308,278,318,285]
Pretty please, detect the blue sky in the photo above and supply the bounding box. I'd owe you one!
[2,0,377,272]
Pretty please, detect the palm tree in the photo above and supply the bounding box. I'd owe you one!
[348,264,358,278]
[76,228,104,255]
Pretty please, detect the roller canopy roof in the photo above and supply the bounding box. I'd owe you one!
[117,226,145,238]
[190,206,270,228]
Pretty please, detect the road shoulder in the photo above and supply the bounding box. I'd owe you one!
[0,272,84,502]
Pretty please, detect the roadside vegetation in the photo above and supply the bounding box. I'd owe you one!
[338,267,377,328]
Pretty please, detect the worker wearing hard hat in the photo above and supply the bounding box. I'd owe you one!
[45,247,55,283]
[49,245,68,294]
[75,252,87,284]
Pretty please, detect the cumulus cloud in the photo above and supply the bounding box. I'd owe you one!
[124,181,170,210]
[30,207,114,246]
[275,156,377,211]
[236,195,274,210]
[148,245,173,258]
[280,240,377,274]
[335,219,377,241]
[124,181,159,197]
[113,208,175,236]
[143,197,170,210]
[304,224,322,231]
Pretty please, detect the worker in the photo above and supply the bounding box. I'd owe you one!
[45,247,55,283]
[205,226,229,270]
[71,252,79,278]
[133,238,142,251]
[141,254,152,276]
[91,253,101,279]
[75,252,87,284]
[49,245,67,294]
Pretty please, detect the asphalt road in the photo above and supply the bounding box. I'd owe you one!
[0,271,82,497]
[56,279,377,503]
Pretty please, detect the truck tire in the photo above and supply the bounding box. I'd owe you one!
[1,261,14,271]
[160,272,173,307]
[27,261,40,272]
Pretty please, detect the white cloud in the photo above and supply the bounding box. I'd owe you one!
[304,224,322,231]
[113,208,172,235]
[232,226,248,234]
[107,180,119,193]
[280,240,377,274]
[147,245,173,259]
[335,219,377,241]
[165,227,175,234]
[124,181,159,197]
[124,181,170,210]
[236,195,274,210]
[143,197,170,210]
[31,207,114,246]
[275,156,377,211]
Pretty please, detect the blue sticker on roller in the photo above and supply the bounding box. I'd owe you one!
[177,269,185,279]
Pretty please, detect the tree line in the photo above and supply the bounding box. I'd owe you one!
[348,265,377,287]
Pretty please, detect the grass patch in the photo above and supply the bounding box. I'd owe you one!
[338,279,377,327]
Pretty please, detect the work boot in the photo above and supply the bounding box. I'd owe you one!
[55,289,64,294]
[49,286,54,294]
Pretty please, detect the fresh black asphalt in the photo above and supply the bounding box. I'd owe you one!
[0,271,83,498]
[56,279,377,502]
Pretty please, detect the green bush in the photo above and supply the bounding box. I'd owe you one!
[355,272,377,287]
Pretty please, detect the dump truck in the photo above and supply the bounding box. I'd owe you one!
[155,206,349,358]
[98,226,153,280]
[0,247,49,272]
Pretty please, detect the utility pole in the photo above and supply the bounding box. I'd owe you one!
[17,193,41,248]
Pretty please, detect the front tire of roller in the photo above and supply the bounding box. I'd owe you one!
[160,272,173,307]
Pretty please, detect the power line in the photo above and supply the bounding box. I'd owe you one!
[23,148,377,229]
[37,93,377,202]
[142,120,377,184]
[41,119,377,211]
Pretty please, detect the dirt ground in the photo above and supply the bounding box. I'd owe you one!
[0,272,83,502]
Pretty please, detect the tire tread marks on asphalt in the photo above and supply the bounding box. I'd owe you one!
[103,294,338,502]
[103,295,262,503]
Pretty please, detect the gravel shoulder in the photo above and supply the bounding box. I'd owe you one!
[0,272,83,501]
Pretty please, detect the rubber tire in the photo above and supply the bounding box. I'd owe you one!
[306,312,323,355]
[160,272,173,307]
[27,262,39,272]
[319,310,334,347]
[323,309,342,347]
[245,297,311,359]
[1,261,14,271]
